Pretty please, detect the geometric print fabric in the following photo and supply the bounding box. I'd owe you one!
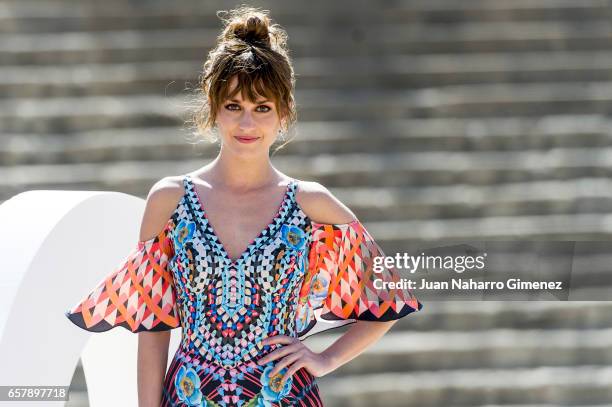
[65,174,422,407]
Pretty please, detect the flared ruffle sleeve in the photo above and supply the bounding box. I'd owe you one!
[65,218,180,333]
[296,219,422,338]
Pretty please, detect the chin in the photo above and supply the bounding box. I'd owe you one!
[229,141,270,155]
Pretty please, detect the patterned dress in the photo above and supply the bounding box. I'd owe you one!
[65,174,423,407]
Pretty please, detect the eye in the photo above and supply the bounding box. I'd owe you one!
[224,103,272,113]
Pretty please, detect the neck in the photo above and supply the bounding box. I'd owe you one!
[206,149,278,191]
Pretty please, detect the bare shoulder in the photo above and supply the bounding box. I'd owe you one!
[139,175,185,241]
[294,180,356,225]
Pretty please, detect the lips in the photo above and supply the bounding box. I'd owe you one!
[235,136,260,143]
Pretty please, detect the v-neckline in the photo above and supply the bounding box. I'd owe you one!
[184,174,295,267]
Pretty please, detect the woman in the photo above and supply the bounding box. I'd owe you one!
[66,6,422,407]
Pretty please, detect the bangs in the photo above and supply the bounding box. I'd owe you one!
[222,70,279,104]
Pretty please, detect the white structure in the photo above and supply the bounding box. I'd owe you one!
[0,190,181,406]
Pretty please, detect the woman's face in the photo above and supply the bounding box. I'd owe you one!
[215,77,283,155]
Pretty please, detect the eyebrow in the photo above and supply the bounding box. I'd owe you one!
[228,98,271,104]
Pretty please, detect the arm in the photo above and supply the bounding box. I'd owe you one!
[258,182,396,381]
[258,319,396,381]
[319,319,396,371]
[136,176,184,407]
[138,331,171,407]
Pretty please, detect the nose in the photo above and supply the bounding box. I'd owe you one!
[238,110,256,130]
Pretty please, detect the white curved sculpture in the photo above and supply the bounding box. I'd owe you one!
[0,190,181,406]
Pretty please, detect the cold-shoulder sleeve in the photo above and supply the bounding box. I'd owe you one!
[65,218,180,333]
[296,219,422,338]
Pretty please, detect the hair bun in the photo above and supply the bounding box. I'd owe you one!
[219,6,272,48]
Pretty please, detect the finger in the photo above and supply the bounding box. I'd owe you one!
[270,352,301,376]
[267,335,299,346]
[257,344,300,365]
[281,360,304,385]
[261,335,295,346]
[261,335,289,345]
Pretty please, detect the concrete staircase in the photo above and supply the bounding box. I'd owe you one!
[1,0,611,405]
[307,301,612,407]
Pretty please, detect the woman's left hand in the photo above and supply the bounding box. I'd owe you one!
[257,335,336,383]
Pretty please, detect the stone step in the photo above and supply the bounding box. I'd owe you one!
[4,21,612,66]
[5,83,612,132]
[3,170,612,239]
[3,146,612,194]
[343,301,612,333]
[317,365,612,407]
[0,60,202,98]
[368,212,612,241]
[0,139,612,221]
[3,114,612,164]
[4,124,612,219]
[8,51,612,97]
[474,405,610,407]
[386,0,612,24]
[305,328,612,374]
[3,145,612,192]
[333,178,612,220]
[475,405,609,407]
[0,3,376,35]
[1,0,609,34]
